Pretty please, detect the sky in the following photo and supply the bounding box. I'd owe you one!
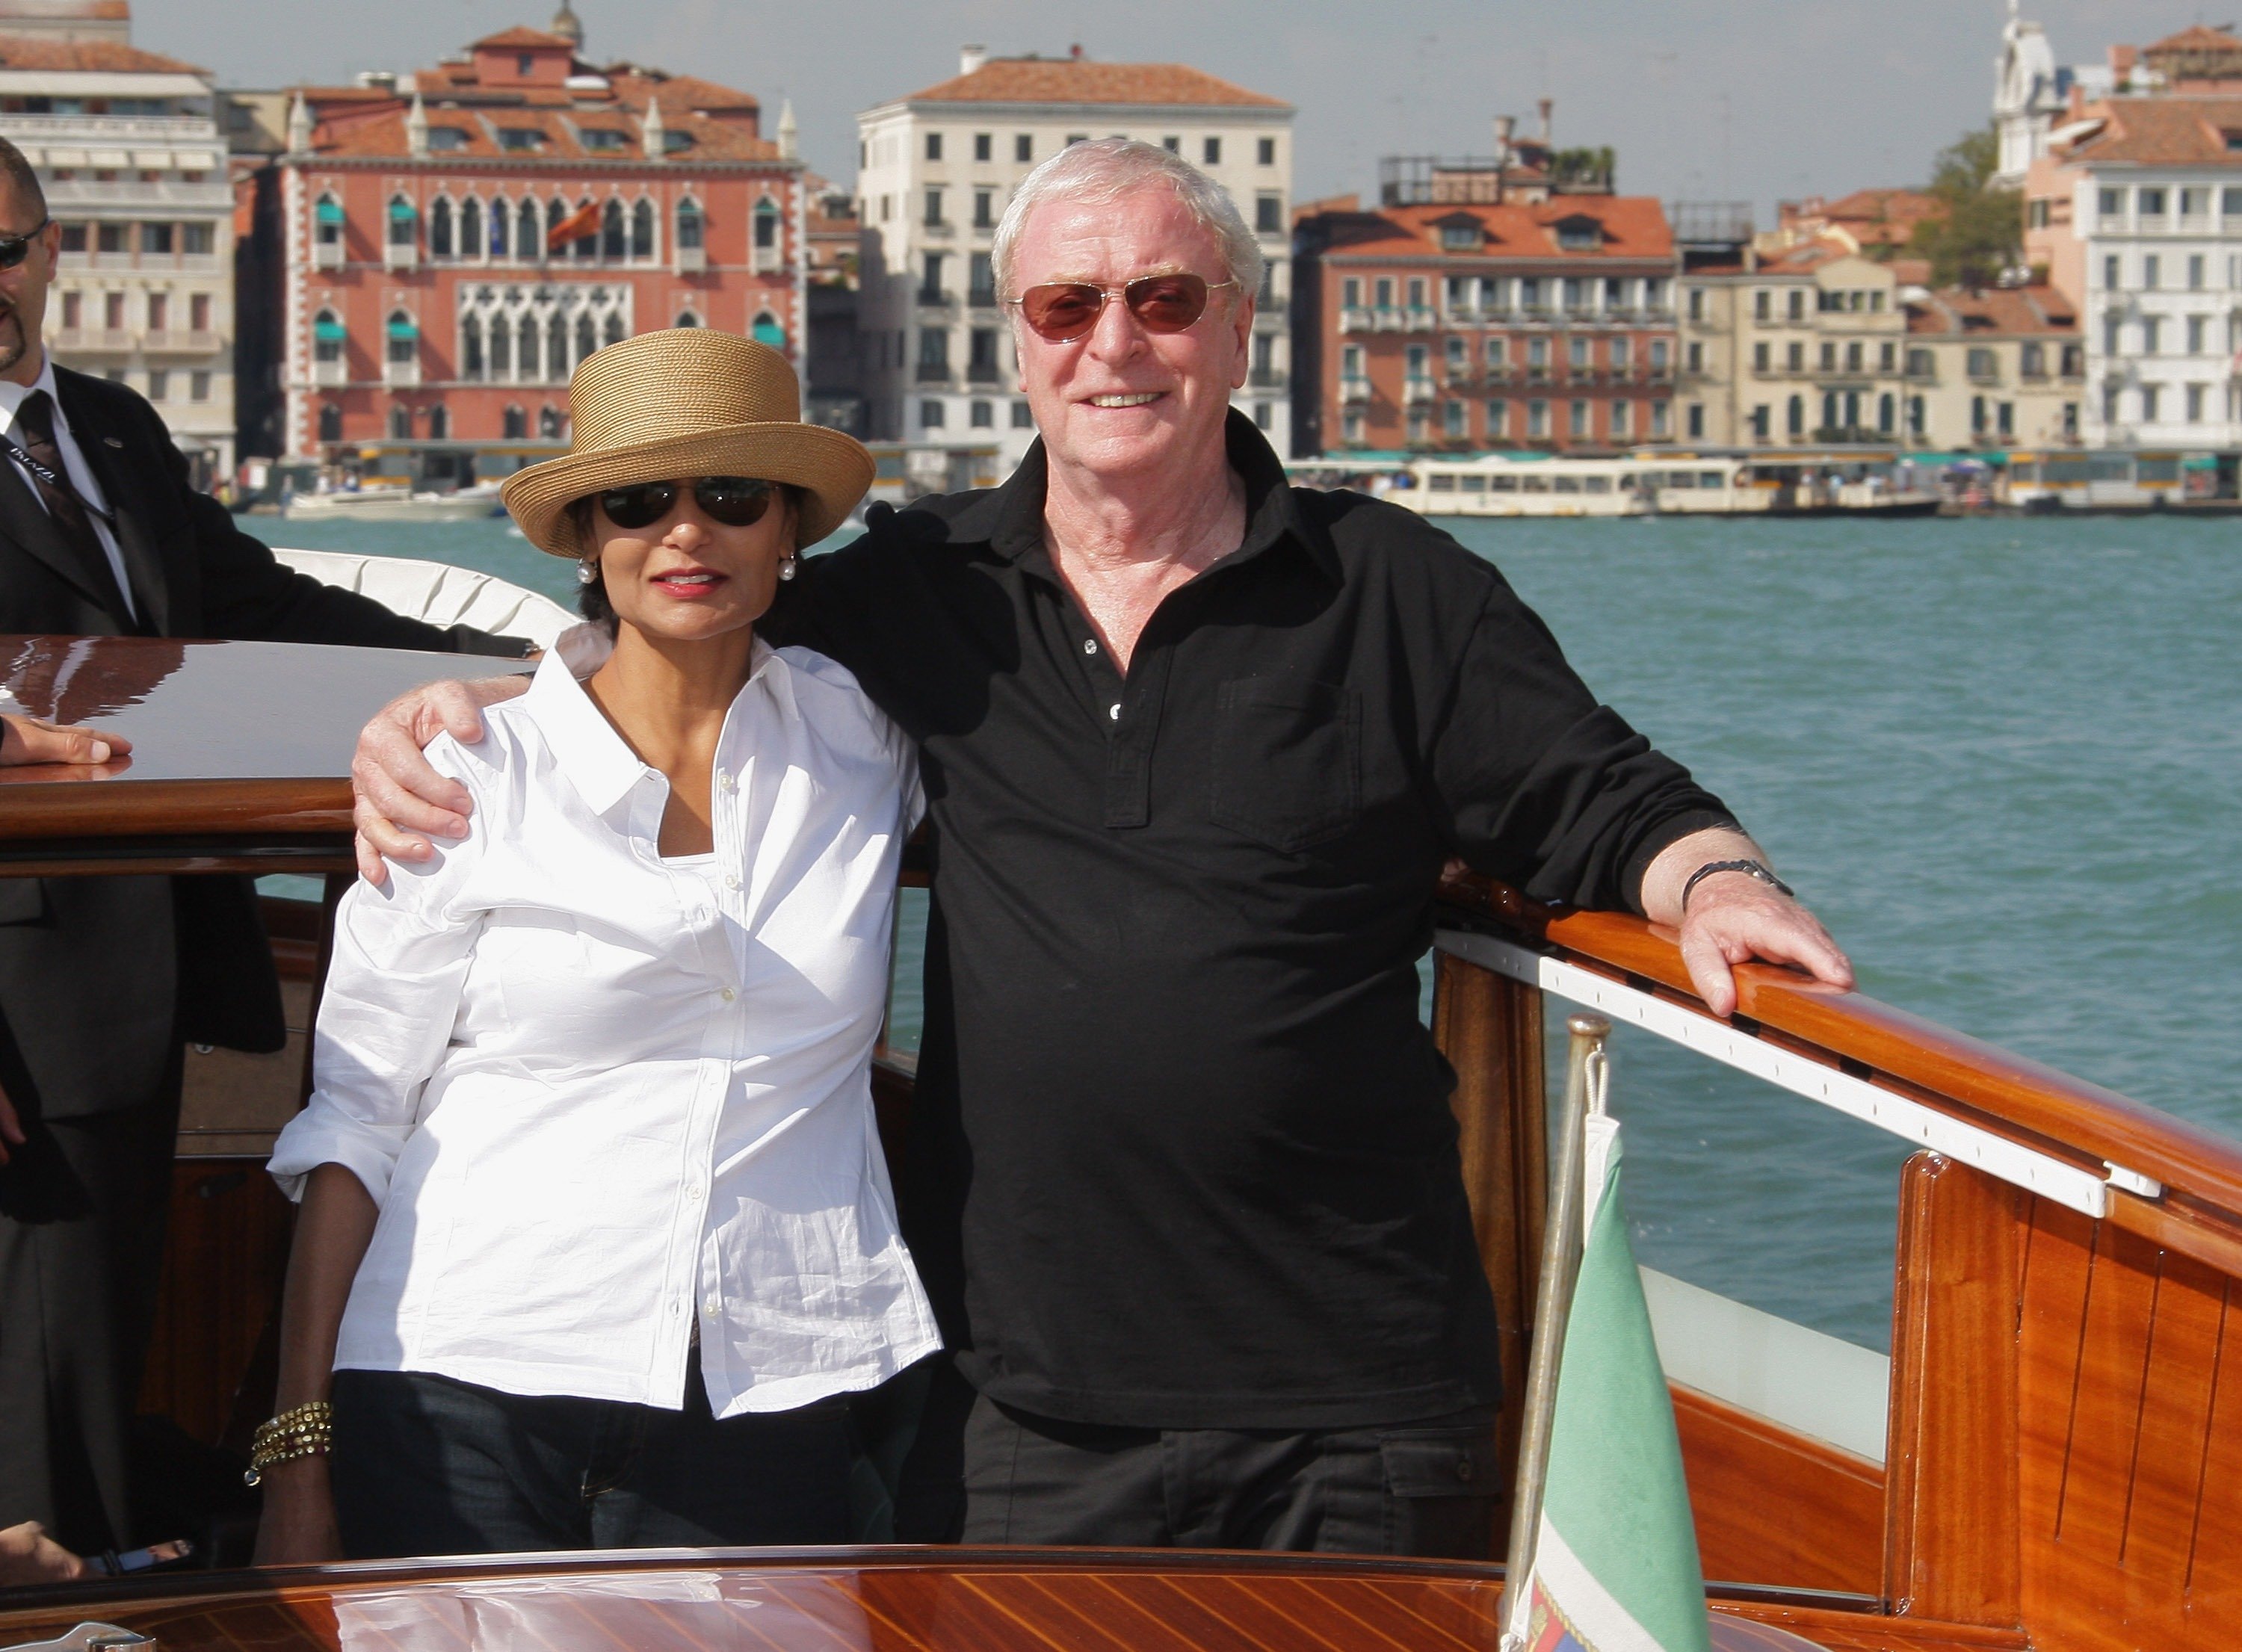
[136,0,2190,220]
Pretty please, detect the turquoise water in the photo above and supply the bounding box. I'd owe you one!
[272,512,2242,1351]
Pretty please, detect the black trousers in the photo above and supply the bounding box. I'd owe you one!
[0,1072,182,1555]
[331,1362,856,1558]
[957,1390,1501,1557]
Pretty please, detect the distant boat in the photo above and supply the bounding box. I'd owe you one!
[282,483,505,524]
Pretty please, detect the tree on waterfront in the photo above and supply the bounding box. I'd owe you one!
[1907,125,2022,291]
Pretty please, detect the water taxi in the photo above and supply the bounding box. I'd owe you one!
[0,557,2230,1652]
[280,485,507,525]
[1295,454,1942,521]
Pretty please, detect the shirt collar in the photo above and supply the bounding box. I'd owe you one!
[0,350,61,429]
[522,638,779,817]
[975,408,1339,586]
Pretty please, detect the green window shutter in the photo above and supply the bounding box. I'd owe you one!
[312,318,347,342]
[315,198,345,225]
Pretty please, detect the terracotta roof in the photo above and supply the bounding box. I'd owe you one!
[1888,256,1933,287]
[2054,95,2242,164]
[2146,25,2242,55]
[1904,284,2078,336]
[411,60,757,116]
[1322,195,1672,261]
[902,56,1286,109]
[0,33,204,75]
[1755,234,1863,274]
[313,97,779,162]
[471,26,576,51]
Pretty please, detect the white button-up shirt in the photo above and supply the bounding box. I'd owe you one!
[268,645,939,1417]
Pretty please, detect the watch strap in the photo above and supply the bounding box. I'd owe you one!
[1681,858,1794,910]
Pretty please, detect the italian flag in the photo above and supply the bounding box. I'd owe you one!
[1518,1114,1713,1652]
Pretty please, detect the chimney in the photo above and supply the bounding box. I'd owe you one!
[1493,114,1514,165]
[1537,96,1553,143]
[643,95,665,160]
[405,90,428,158]
[777,97,797,161]
[960,44,986,75]
[1069,43,1083,60]
[286,90,312,154]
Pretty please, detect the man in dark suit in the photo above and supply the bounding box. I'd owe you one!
[0,136,530,1556]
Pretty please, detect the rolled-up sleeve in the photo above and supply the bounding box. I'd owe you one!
[266,741,489,1204]
[1428,576,1738,914]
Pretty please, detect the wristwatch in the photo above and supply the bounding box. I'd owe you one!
[1681,858,1794,911]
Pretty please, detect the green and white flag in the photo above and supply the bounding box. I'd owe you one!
[1514,1111,1713,1652]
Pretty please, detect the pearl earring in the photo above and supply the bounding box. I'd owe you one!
[576,557,599,585]
[778,553,799,582]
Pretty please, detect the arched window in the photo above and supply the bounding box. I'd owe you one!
[575,311,597,365]
[503,404,527,439]
[750,309,784,349]
[545,313,567,381]
[601,199,626,261]
[386,194,416,248]
[517,197,541,262]
[427,404,448,440]
[518,314,538,379]
[459,197,483,261]
[317,403,342,442]
[572,198,597,262]
[312,307,344,363]
[631,198,655,260]
[489,312,510,377]
[314,192,343,247]
[603,311,625,348]
[539,404,564,439]
[488,197,510,259]
[461,315,484,380]
[674,310,700,329]
[428,197,454,259]
[389,404,413,439]
[676,196,704,251]
[753,197,779,253]
[386,309,417,365]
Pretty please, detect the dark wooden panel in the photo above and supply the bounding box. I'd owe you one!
[137,1157,295,1448]
[1673,1385,1884,1597]
[1430,949,1543,1554]
[1883,1154,2019,1627]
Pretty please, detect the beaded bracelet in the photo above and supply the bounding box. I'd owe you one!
[244,1399,333,1488]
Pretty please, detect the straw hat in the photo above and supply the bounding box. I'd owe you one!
[500,329,874,557]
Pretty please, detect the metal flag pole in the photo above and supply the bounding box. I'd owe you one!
[1501,1013,1611,1652]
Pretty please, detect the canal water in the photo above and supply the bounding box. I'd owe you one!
[275,510,2242,1351]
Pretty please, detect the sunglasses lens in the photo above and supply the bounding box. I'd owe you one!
[0,238,28,271]
[1022,283,1103,341]
[693,477,773,528]
[599,483,676,530]
[1126,274,1209,332]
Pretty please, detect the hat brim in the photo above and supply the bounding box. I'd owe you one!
[499,421,876,557]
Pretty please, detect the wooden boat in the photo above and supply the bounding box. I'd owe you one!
[2,629,2238,1652]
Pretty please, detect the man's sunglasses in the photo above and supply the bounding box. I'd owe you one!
[0,219,49,271]
[1008,273,1238,344]
[596,476,775,531]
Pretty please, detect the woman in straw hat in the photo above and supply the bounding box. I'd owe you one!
[254,331,939,1561]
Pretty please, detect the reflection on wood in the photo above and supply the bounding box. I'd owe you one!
[137,1158,294,1449]
[1673,1385,1883,1597]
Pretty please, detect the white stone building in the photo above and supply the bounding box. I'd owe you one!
[0,25,233,477]
[855,48,1294,465]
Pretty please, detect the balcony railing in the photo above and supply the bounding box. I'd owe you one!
[311,357,346,386]
[383,243,418,273]
[1338,375,1372,403]
[1249,366,1287,390]
[143,328,223,355]
[312,241,345,270]
[967,287,998,310]
[382,357,421,387]
[966,361,1003,384]
[51,327,134,353]
[45,178,231,208]
[1403,306,1438,331]
[676,247,708,273]
[915,288,953,309]
[1339,306,1375,333]
[915,361,951,383]
[1402,376,1437,403]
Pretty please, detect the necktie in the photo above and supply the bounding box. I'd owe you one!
[14,389,133,625]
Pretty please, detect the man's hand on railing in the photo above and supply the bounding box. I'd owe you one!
[0,712,131,767]
[351,676,531,884]
[1641,827,1853,1019]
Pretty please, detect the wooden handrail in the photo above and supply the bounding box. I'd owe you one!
[1436,869,2242,1231]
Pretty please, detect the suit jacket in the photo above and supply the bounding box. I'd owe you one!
[0,363,528,1121]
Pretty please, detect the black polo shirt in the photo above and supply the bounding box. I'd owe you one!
[769,412,1734,1429]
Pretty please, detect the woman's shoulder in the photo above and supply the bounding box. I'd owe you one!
[769,646,912,766]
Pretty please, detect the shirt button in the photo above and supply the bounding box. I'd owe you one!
[1083,637,1099,655]
[724,873,741,891]
[716,768,735,791]
[1108,703,1121,721]
[704,1295,722,1316]
[720,986,736,1002]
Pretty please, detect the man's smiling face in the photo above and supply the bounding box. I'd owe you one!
[1006,185,1252,485]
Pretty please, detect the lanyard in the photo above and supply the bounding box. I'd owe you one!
[2,430,115,526]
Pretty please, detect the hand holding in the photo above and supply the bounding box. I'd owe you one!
[350,676,528,884]
[1676,873,1854,1019]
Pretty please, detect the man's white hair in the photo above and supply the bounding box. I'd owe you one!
[991,137,1265,302]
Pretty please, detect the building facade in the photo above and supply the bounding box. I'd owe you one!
[1902,285,2082,449]
[2025,89,2242,449]
[270,20,803,471]
[856,47,1294,464]
[0,31,235,477]
[1294,193,1676,456]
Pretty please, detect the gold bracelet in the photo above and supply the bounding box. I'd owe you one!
[253,1400,333,1444]
[244,1400,334,1488]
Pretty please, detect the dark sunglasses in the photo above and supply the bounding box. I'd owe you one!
[596,476,774,531]
[0,218,49,271]
[1009,273,1238,344]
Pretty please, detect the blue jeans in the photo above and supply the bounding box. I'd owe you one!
[330,1359,853,1558]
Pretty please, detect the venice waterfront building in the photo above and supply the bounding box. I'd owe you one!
[855,48,1294,464]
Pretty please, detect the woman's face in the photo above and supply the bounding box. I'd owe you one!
[585,477,797,645]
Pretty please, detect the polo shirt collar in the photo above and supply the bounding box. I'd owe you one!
[978,409,1339,585]
[522,638,777,817]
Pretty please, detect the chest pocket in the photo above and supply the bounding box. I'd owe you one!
[1209,675,1362,854]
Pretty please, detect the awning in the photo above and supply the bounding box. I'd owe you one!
[87,149,129,168]
[750,319,785,347]
[388,199,417,223]
[386,318,419,341]
[43,148,87,167]
[312,318,346,342]
[129,149,173,169]
[315,198,345,225]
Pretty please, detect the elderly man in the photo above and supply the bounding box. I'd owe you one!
[353,140,1849,1556]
